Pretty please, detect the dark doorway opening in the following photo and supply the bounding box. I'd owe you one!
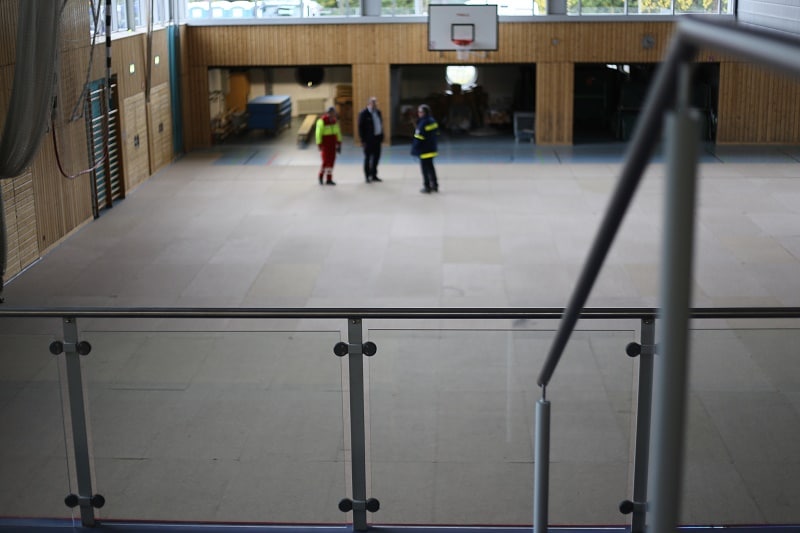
[390,64,535,144]
[573,62,720,144]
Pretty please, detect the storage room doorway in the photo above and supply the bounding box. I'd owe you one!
[573,63,719,143]
[207,65,353,144]
[390,64,535,143]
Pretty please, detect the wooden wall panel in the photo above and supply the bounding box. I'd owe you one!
[536,62,573,144]
[186,66,211,148]
[13,170,38,270]
[0,169,39,278]
[30,127,93,253]
[30,135,65,252]
[147,82,173,173]
[113,34,147,100]
[0,0,17,67]
[186,21,677,67]
[0,0,94,265]
[717,63,800,144]
[1,178,20,278]
[2,169,38,279]
[121,93,150,192]
[352,64,390,144]
[182,21,684,148]
[0,63,10,138]
[150,29,171,87]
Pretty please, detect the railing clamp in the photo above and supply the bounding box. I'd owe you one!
[333,341,377,357]
[49,340,92,356]
[619,499,646,514]
[625,342,656,358]
[338,497,380,513]
[65,493,105,509]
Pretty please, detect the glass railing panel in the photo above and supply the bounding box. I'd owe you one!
[367,326,636,525]
[82,329,346,524]
[682,326,800,526]
[0,334,74,520]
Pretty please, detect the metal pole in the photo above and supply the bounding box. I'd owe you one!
[62,317,97,527]
[630,318,655,533]
[533,392,550,533]
[647,63,701,533]
[347,318,368,531]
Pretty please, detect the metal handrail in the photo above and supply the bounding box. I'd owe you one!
[3,306,800,320]
[537,16,800,389]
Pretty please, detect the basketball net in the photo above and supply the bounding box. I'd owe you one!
[452,38,473,61]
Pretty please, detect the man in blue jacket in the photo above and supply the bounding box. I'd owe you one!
[411,104,439,194]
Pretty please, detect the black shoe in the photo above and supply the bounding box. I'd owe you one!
[420,188,431,194]
[432,187,438,192]
[319,176,323,185]
[326,180,336,186]
[371,176,382,182]
[365,177,372,183]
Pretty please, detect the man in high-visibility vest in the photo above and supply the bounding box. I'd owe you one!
[316,106,342,185]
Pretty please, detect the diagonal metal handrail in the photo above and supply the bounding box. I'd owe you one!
[536,16,800,389]
[533,15,800,533]
[535,34,695,388]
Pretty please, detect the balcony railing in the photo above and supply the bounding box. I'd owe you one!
[0,306,799,531]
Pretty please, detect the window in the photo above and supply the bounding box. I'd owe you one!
[90,0,172,35]
[182,0,733,19]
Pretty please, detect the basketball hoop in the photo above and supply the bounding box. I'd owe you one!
[452,38,473,61]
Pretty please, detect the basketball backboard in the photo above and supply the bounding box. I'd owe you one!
[428,4,498,52]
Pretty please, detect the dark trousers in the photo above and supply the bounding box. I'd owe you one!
[363,140,382,179]
[420,158,438,191]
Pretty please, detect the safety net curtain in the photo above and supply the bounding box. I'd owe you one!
[0,1,63,296]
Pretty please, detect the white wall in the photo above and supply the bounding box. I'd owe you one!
[738,0,800,37]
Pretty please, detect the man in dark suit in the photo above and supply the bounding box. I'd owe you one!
[357,97,384,183]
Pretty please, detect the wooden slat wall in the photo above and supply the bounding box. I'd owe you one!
[717,62,800,144]
[122,92,150,192]
[352,64,390,143]
[147,82,173,173]
[150,30,171,87]
[0,169,37,280]
[1,2,177,283]
[186,22,662,147]
[2,0,96,273]
[0,0,17,67]
[536,62,574,144]
[183,21,799,149]
[186,66,211,148]
[113,33,148,101]
[30,2,95,254]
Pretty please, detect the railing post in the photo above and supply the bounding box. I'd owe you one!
[621,318,655,533]
[335,318,379,531]
[533,388,550,533]
[348,318,368,530]
[57,317,101,526]
[648,62,701,533]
